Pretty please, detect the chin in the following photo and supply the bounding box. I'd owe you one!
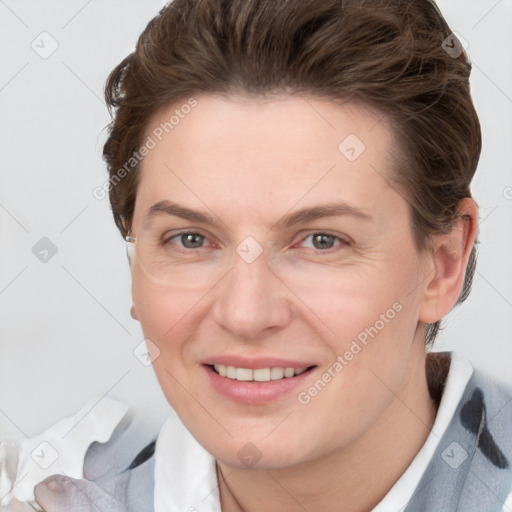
[213,438,311,471]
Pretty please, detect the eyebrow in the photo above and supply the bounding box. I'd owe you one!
[144,200,373,229]
[146,200,215,226]
[274,202,373,228]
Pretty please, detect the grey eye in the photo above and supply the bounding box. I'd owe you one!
[311,233,337,250]
[179,233,205,248]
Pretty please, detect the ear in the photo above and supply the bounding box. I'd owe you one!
[418,198,478,324]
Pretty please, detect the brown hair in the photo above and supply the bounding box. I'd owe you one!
[102,0,481,344]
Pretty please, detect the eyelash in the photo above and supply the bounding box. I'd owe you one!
[162,231,350,254]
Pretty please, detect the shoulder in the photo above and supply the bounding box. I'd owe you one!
[453,366,512,511]
[1,396,159,512]
[407,356,512,511]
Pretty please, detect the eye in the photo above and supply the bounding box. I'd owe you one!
[166,232,210,249]
[299,232,347,251]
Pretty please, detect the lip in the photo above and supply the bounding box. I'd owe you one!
[203,355,315,369]
[202,363,317,405]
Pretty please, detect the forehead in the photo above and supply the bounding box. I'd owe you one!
[144,93,394,159]
[134,94,405,228]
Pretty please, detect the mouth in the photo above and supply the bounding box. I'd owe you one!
[203,362,317,405]
[209,364,315,382]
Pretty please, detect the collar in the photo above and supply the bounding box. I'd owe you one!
[154,413,220,511]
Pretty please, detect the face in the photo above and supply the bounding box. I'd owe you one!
[130,94,430,469]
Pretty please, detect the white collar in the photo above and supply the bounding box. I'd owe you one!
[154,352,473,512]
[154,413,220,512]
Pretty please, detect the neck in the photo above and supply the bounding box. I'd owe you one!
[217,342,438,512]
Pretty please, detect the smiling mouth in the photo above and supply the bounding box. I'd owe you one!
[209,364,316,382]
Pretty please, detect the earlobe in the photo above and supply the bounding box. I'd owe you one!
[418,198,478,324]
[130,305,140,321]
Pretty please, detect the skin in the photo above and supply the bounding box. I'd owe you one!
[128,94,477,512]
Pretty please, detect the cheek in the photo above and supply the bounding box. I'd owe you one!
[290,248,424,400]
[132,256,200,337]
[131,274,205,413]
[290,282,421,451]
[131,267,204,371]
[281,252,422,349]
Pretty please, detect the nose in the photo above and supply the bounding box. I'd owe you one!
[212,246,293,340]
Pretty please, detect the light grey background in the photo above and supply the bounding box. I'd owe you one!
[1,0,511,440]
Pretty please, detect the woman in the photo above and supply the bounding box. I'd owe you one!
[2,0,511,510]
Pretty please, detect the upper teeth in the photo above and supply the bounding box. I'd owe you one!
[213,365,307,382]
